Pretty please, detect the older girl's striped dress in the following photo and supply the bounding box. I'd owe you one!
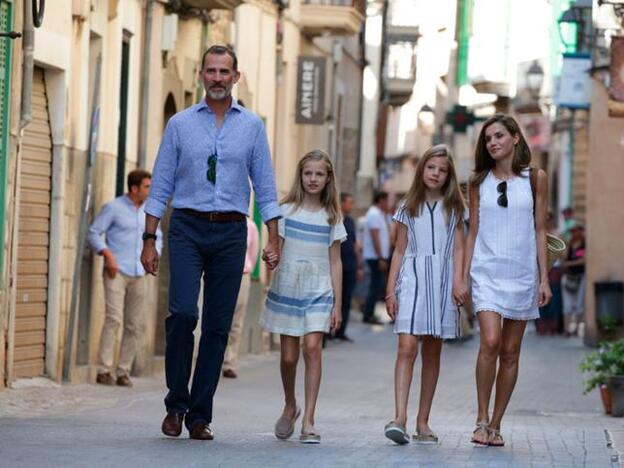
[393,201,460,338]
[260,203,347,336]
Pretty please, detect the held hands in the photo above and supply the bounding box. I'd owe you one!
[385,293,397,320]
[538,280,552,307]
[140,241,159,276]
[262,238,280,270]
[330,306,342,334]
[452,279,469,307]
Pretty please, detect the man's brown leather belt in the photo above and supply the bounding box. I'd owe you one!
[179,209,245,222]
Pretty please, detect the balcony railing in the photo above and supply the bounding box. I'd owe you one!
[301,0,365,37]
[180,0,244,10]
[386,24,420,43]
[383,42,416,107]
[385,78,415,106]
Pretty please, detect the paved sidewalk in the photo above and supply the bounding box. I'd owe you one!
[0,320,620,467]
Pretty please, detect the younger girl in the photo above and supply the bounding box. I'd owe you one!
[384,144,468,445]
[464,114,552,447]
[260,149,346,444]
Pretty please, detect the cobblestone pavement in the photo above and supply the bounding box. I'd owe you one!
[0,317,621,467]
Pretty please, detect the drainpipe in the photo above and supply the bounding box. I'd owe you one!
[328,40,339,175]
[20,0,34,129]
[63,56,103,381]
[138,0,154,169]
[356,17,366,175]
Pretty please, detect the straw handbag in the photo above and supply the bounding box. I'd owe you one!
[530,169,566,271]
[546,233,566,270]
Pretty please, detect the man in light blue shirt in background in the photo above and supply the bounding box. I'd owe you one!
[87,169,162,387]
[141,45,281,441]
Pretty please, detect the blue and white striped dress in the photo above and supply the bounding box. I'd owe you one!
[393,201,460,338]
[260,203,347,336]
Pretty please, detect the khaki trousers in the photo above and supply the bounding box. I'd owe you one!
[98,273,147,376]
[223,274,251,372]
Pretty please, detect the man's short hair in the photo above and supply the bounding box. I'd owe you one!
[201,45,238,71]
[373,191,388,204]
[127,169,151,192]
[340,192,352,203]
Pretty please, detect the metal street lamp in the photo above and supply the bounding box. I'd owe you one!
[526,61,544,101]
[558,0,593,52]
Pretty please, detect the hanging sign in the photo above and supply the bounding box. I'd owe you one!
[555,53,592,110]
[295,56,326,125]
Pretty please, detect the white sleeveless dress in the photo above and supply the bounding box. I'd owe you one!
[470,169,539,320]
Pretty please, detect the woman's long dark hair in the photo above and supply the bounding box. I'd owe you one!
[470,114,532,186]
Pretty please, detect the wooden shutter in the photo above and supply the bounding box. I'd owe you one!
[13,67,52,378]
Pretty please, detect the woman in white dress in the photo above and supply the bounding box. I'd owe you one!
[464,115,552,447]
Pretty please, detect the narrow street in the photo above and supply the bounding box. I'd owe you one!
[0,319,618,467]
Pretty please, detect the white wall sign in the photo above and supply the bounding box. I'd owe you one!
[555,53,592,109]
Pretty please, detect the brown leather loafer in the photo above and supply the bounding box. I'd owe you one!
[222,369,237,379]
[96,372,115,386]
[189,423,214,440]
[116,375,133,387]
[161,412,184,437]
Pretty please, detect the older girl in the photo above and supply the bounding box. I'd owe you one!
[260,150,346,444]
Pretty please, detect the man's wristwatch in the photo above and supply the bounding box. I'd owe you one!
[142,232,157,241]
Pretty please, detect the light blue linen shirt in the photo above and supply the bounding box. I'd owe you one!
[87,195,163,277]
[145,99,280,221]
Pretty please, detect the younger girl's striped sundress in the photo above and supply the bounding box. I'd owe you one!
[393,201,460,338]
[260,203,347,337]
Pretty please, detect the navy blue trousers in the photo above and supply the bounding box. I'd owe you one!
[363,259,385,320]
[164,210,246,429]
[336,270,357,337]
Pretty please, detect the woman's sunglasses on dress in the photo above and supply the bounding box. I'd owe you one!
[497,181,508,208]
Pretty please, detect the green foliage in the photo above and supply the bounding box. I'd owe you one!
[580,339,624,394]
[599,315,619,332]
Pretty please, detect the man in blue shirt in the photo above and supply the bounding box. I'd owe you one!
[141,45,281,441]
[87,169,162,387]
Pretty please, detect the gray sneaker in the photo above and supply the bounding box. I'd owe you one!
[384,420,409,445]
[412,430,439,445]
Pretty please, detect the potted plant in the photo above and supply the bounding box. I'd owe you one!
[579,339,624,416]
[580,347,611,414]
